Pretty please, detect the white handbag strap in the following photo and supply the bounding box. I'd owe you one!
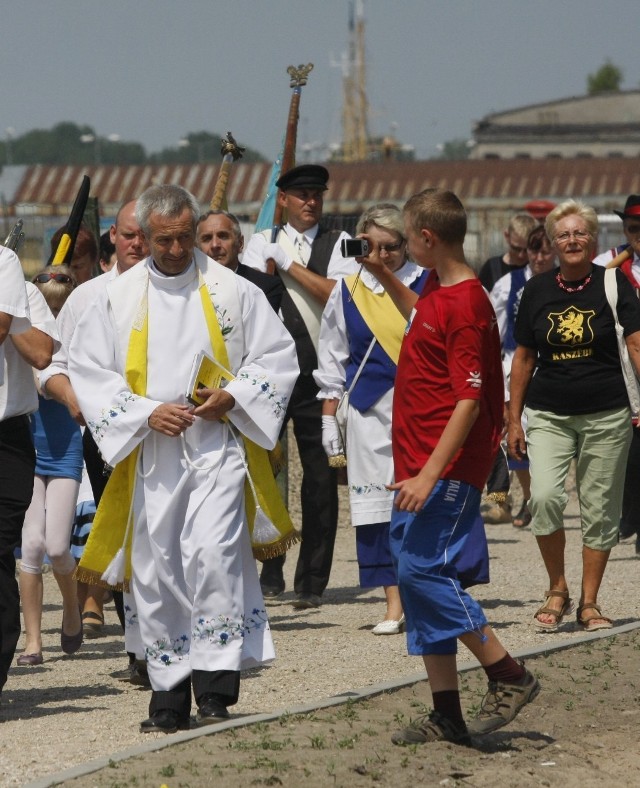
[604,267,619,321]
[347,336,377,396]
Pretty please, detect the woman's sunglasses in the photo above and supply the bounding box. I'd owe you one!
[33,272,74,285]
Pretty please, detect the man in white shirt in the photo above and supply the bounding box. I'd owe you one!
[242,165,356,607]
[40,199,149,677]
[1,248,58,697]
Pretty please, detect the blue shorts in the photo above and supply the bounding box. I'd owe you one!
[390,479,488,656]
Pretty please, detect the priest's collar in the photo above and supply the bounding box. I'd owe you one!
[148,257,197,288]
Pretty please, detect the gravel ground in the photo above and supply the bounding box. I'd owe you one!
[1,448,638,786]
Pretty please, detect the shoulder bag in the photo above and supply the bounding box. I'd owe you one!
[604,267,640,417]
[335,336,377,456]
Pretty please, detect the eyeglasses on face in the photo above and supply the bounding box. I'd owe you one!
[33,272,74,285]
[508,242,527,255]
[553,230,591,245]
[377,240,405,254]
[625,223,640,236]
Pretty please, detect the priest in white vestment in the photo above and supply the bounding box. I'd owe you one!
[68,185,298,734]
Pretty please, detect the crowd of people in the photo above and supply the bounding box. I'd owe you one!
[1,171,639,747]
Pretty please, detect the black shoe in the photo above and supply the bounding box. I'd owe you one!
[261,579,285,599]
[195,693,230,726]
[619,521,636,541]
[292,593,322,610]
[130,660,151,688]
[140,709,190,734]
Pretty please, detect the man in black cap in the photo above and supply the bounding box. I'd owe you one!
[594,194,640,558]
[243,164,356,608]
[594,195,640,276]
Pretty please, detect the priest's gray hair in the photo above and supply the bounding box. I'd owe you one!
[136,184,201,237]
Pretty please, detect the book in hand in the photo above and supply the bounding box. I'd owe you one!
[185,350,234,406]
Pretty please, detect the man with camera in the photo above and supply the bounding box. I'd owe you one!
[242,164,356,608]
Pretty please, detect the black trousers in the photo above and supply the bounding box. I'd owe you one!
[262,374,338,597]
[485,445,510,496]
[0,416,35,691]
[149,670,241,719]
[620,425,640,540]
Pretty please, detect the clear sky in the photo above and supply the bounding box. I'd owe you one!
[2,0,639,163]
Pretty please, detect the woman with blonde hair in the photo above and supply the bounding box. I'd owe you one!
[508,200,640,632]
[314,204,428,633]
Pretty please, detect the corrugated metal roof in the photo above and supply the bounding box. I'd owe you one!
[10,158,640,217]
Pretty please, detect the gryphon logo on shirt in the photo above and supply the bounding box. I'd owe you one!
[547,307,595,346]
[466,371,482,388]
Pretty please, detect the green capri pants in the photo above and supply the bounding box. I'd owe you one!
[525,406,632,551]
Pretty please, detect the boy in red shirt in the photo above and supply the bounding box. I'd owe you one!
[368,189,540,745]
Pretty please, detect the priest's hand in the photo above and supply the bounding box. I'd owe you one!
[192,388,236,421]
[148,403,195,437]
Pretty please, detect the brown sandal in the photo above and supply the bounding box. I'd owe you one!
[533,590,574,631]
[576,603,613,632]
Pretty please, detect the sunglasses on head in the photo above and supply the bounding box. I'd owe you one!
[33,272,74,285]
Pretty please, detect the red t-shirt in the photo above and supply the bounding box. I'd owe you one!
[392,277,504,491]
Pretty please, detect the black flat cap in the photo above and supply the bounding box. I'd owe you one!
[276,164,329,192]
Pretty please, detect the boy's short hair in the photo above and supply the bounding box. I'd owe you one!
[403,189,467,245]
[507,213,538,240]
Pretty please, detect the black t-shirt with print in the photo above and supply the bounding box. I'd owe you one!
[514,265,640,415]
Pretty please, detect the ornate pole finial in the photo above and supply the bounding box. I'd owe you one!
[220,131,245,162]
[287,63,314,88]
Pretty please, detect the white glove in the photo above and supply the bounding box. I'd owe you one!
[322,415,344,457]
[262,243,293,272]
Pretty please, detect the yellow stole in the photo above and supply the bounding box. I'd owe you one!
[344,274,407,364]
[77,274,299,590]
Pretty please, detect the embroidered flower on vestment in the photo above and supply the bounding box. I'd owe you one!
[145,634,191,666]
[123,603,138,629]
[192,609,269,647]
[89,392,137,441]
[207,285,233,336]
[237,372,287,417]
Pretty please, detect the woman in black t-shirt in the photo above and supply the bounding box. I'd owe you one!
[508,200,640,634]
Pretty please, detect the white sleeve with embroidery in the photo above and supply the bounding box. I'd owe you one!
[224,281,298,449]
[68,290,160,466]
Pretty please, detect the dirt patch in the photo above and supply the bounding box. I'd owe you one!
[61,629,640,788]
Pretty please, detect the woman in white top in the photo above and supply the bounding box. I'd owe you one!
[314,205,427,634]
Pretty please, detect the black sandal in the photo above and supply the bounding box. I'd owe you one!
[512,500,532,528]
[82,610,105,638]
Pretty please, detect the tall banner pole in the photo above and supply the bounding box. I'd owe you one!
[209,132,245,211]
[269,63,314,245]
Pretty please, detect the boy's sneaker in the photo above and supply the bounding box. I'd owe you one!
[467,667,540,735]
[392,710,472,746]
